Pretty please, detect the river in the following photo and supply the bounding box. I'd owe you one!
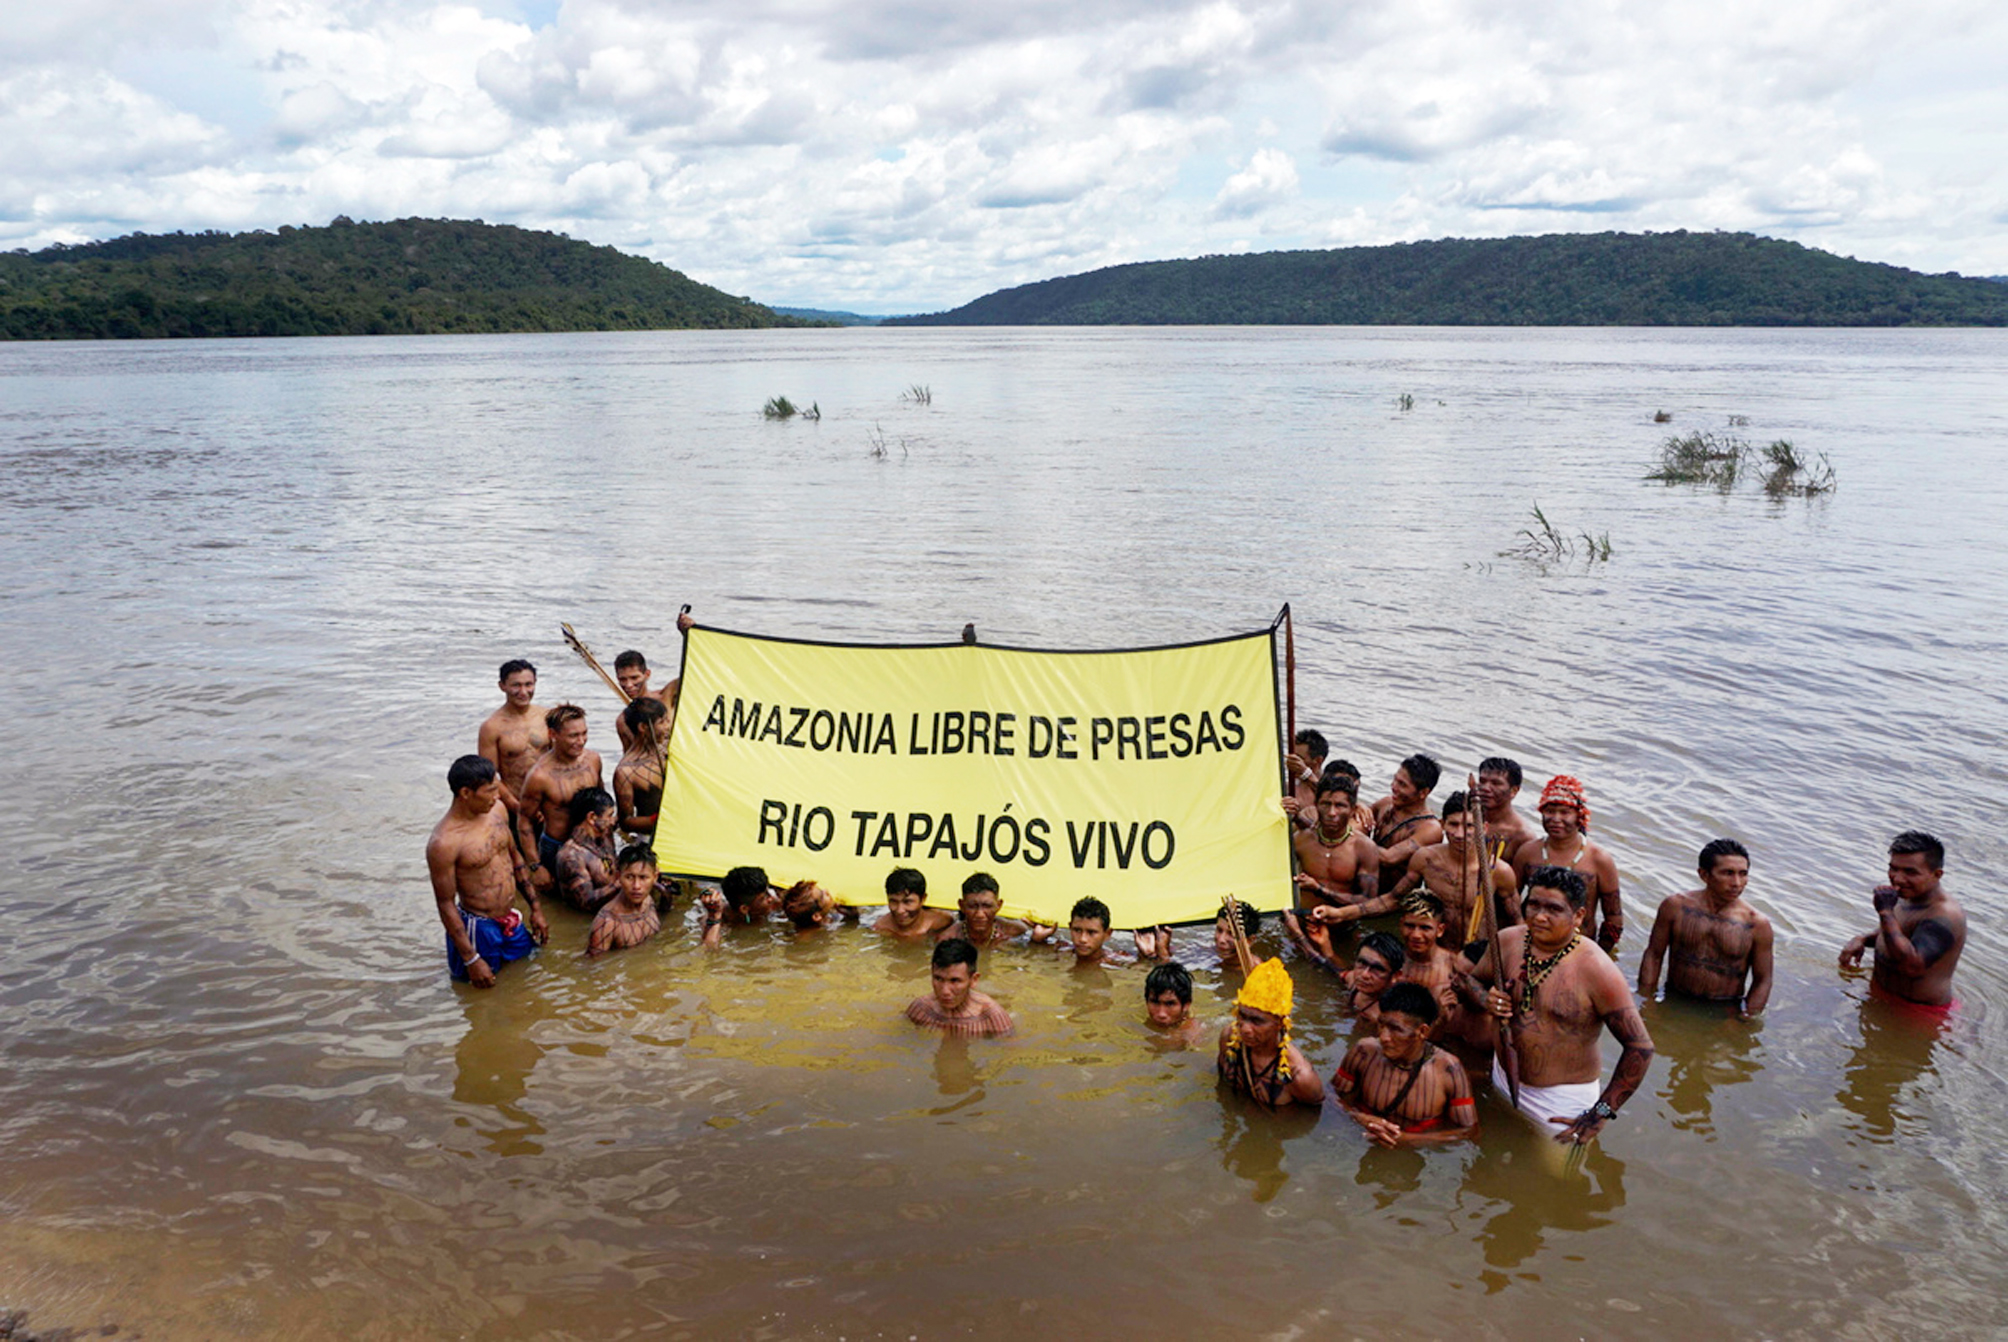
[2,326,2005,1338]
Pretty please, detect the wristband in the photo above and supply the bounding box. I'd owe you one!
[1586,1099,1617,1123]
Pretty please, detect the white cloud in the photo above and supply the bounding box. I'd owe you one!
[1,0,2004,306]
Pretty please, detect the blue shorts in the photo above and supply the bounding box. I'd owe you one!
[537,832,563,875]
[447,906,538,981]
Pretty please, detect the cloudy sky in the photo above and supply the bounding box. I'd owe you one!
[5,0,2003,311]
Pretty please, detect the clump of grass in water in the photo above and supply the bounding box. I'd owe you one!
[1647,431,1749,489]
[1398,393,1414,412]
[764,396,820,421]
[901,384,932,406]
[1504,504,1612,564]
[866,422,909,460]
[1653,410,1673,423]
[1760,440,1836,497]
[1728,414,1750,427]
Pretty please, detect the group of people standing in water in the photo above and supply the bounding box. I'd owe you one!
[424,632,1968,1153]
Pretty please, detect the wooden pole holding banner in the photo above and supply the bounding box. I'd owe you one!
[1281,603,1297,750]
[561,622,631,706]
[1469,772,1520,1111]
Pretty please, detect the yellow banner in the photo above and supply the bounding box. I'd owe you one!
[653,626,1293,928]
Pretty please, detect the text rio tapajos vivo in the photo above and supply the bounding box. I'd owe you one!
[757,801,1177,871]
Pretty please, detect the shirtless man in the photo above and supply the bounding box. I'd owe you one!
[613,649,681,750]
[476,659,547,813]
[612,697,669,841]
[1143,962,1207,1049]
[1476,757,1538,864]
[1216,958,1324,1108]
[1511,775,1624,954]
[553,787,621,913]
[720,865,781,925]
[1058,897,1132,969]
[1286,774,1380,967]
[425,755,548,987]
[1638,838,1775,1019]
[587,844,664,957]
[516,704,604,892]
[781,880,859,932]
[1472,866,1655,1144]
[1281,728,1329,829]
[905,937,1014,1037]
[1325,760,1377,835]
[1371,754,1445,890]
[1340,932,1405,1026]
[873,867,953,940]
[1328,791,1518,948]
[1332,982,1479,1147]
[1840,830,1966,1012]
[1394,893,1464,1030]
[939,872,1030,948]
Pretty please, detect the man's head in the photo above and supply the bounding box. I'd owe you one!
[1391,754,1441,806]
[722,865,771,912]
[1292,729,1329,769]
[498,659,537,706]
[1325,758,1362,787]
[783,880,835,929]
[447,753,498,801]
[1069,897,1112,959]
[1351,932,1405,995]
[1521,864,1588,943]
[884,867,928,928]
[1375,982,1440,1063]
[1214,902,1261,957]
[930,937,980,1012]
[1399,892,1445,957]
[1476,757,1523,810]
[546,704,588,756]
[622,695,668,743]
[1440,790,1471,845]
[616,844,658,903]
[1888,831,1946,897]
[1144,962,1194,1028]
[614,650,650,699]
[1538,775,1590,836]
[1314,773,1358,828]
[567,786,616,835]
[1233,958,1294,1050]
[1698,838,1751,900]
[957,872,1002,935]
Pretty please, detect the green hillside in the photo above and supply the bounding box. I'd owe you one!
[0,217,812,339]
[886,231,2008,327]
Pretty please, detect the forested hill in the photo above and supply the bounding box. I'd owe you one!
[886,232,2008,327]
[0,217,811,339]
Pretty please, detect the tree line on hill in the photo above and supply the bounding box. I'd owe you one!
[0,217,813,339]
[885,231,2008,327]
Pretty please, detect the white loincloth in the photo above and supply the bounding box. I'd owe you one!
[1493,1058,1600,1128]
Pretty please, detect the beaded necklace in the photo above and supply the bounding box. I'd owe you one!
[1520,932,1582,1012]
[1315,818,1353,848]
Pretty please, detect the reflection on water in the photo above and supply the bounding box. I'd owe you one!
[3,327,2007,1338]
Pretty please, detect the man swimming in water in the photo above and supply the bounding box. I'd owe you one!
[554,787,621,913]
[516,704,604,893]
[782,880,860,933]
[476,659,547,813]
[1371,754,1445,891]
[1472,866,1654,1144]
[1143,962,1206,1048]
[873,867,953,940]
[1056,897,1132,968]
[1216,958,1323,1109]
[587,845,664,957]
[1638,838,1775,1019]
[1476,757,1537,862]
[939,872,1030,947]
[905,938,1014,1038]
[426,755,548,987]
[612,696,668,841]
[1510,775,1624,954]
[1287,773,1380,967]
[1331,982,1478,1147]
[1839,831,1966,1012]
[720,865,782,925]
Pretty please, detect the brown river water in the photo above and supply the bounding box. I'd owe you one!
[2,327,2006,1339]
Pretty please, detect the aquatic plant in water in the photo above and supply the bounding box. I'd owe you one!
[763,395,797,419]
[1398,393,1415,411]
[1760,440,1836,497]
[901,384,932,406]
[1504,504,1612,565]
[1646,431,1749,489]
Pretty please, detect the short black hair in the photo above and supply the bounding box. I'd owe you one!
[1325,758,1362,783]
[1698,838,1749,872]
[1524,864,1589,909]
[623,696,668,732]
[498,659,536,681]
[1316,773,1359,800]
[447,754,496,795]
[1440,789,1469,820]
[1069,896,1111,930]
[567,786,615,826]
[613,649,648,673]
[1478,757,1523,789]
[616,843,658,870]
[1400,753,1442,794]
[1889,830,1945,870]
[961,872,1000,897]
[1378,981,1440,1026]
[1293,729,1329,760]
[885,867,927,896]
[1217,902,1260,937]
[1145,962,1193,1004]
[932,937,978,971]
[722,866,770,909]
[1358,931,1405,974]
